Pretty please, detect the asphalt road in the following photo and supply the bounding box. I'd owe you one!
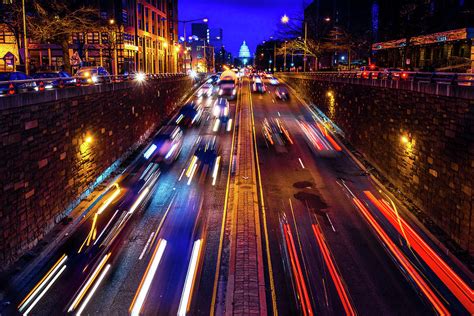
[7,89,235,316]
[251,78,438,315]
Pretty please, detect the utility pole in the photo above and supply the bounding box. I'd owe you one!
[273,40,277,72]
[284,41,287,71]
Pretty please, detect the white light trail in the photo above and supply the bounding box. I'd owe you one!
[76,264,111,316]
[130,239,167,316]
[298,158,305,169]
[177,239,202,316]
[143,144,157,159]
[128,187,150,215]
[23,265,67,316]
[212,156,221,186]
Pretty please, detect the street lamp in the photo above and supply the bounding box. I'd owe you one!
[177,17,208,73]
[281,15,308,72]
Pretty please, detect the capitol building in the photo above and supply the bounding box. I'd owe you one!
[238,41,253,66]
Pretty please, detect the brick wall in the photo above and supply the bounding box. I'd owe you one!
[0,76,193,267]
[278,74,474,256]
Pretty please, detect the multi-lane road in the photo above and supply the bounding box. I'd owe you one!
[4,75,473,316]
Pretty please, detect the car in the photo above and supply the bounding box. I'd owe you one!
[252,81,266,93]
[32,71,76,89]
[152,125,183,164]
[212,98,232,132]
[0,71,37,95]
[275,86,290,100]
[383,68,408,79]
[262,118,293,147]
[75,66,111,85]
[269,77,279,85]
[185,136,221,185]
[197,83,214,97]
[175,102,203,127]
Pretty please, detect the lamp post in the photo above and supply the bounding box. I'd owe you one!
[284,41,287,71]
[281,15,307,72]
[178,18,208,73]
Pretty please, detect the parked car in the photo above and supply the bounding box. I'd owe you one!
[75,66,111,85]
[0,71,37,95]
[32,71,76,89]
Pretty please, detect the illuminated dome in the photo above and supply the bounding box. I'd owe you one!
[238,41,251,58]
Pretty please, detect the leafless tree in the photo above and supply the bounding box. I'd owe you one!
[26,0,101,72]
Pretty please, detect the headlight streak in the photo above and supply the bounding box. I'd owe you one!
[75,264,111,316]
[187,162,198,186]
[226,119,233,132]
[68,253,111,313]
[129,239,167,316]
[97,183,121,215]
[128,187,150,215]
[165,143,178,160]
[186,156,198,177]
[212,156,221,186]
[143,144,158,159]
[213,119,221,132]
[176,114,184,124]
[18,254,68,314]
[364,191,474,314]
[23,265,67,316]
[93,209,119,246]
[177,239,203,316]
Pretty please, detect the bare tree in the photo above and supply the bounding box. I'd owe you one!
[26,0,101,72]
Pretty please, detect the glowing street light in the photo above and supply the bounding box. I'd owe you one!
[281,14,289,24]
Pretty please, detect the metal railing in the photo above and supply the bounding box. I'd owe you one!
[0,73,189,96]
[289,71,474,86]
[278,71,474,98]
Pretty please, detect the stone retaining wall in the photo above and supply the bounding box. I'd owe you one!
[0,76,193,267]
[278,73,473,256]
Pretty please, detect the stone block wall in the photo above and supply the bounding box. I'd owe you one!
[0,76,193,267]
[278,74,473,255]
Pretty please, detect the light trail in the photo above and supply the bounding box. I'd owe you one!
[178,168,186,181]
[93,209,119,246]
[139,232,155,260]
[213,119,220,132]
[312,224,356,316]
[364,191,474,313]
[129,239,167,316]
[68,253,111,313]
[212,156,221,186]
[187,162,198,186]
[128,186,150,215]
[18,254,68,314]
[143,144,157,159]
[226,119,233,132]
[352,197,450,315]
[76,263,111,316]
[283,224,314,316]
[178,239,203,316]
[23,265,67,316]
[97,183,121,214]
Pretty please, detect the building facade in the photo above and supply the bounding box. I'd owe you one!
[0,0,179,75]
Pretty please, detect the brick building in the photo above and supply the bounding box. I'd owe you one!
[0,0,180,75]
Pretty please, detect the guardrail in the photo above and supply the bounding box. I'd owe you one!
[0,73,189,96]
[278,71,474,98]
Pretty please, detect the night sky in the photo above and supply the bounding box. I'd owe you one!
[178,0,306,57]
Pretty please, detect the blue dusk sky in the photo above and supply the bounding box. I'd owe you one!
[178,0,306,57]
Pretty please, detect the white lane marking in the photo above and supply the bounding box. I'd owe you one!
[325,213,336,232]
[298,158,305,169]
[139,232,155,260]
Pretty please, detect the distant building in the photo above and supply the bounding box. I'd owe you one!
[191,23,208,42]
[209,28,223,49]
